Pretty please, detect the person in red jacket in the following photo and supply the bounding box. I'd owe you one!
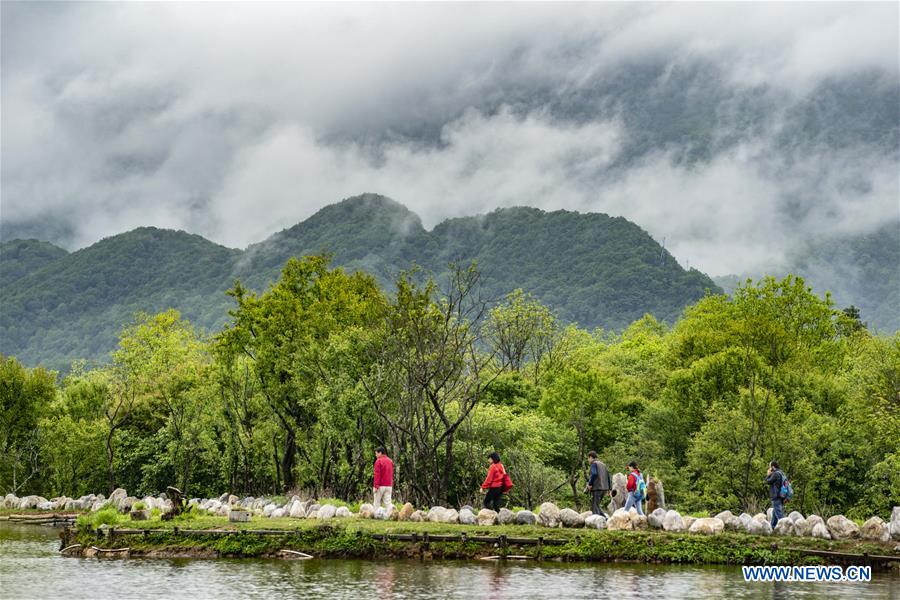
[480,452,507,512]
[373,446,394,512]
[624,460,644,516]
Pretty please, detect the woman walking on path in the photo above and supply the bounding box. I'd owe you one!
[624,461,645,516]
[480,452,508,512]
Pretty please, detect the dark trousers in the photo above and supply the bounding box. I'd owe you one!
[770,497,784,529]
[484,487,503,512]
[591,489,609,516]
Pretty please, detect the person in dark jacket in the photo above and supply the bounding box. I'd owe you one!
[766,460,785,528]
[480,452,507,512]
[583,451,611,516]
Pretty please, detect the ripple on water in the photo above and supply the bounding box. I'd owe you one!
[1,523,897,600]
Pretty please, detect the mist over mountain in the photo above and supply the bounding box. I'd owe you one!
[3,3,897,285]
[1,195,720,369]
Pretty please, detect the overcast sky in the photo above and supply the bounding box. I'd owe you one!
[2,2,898,276]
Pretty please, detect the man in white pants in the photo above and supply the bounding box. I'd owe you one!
[373,446,394,511]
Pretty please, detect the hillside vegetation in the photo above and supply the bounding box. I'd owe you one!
[1,195,717,369]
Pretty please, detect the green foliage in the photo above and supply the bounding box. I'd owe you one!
[1,196,719,369]
[1,270,895,523]
[76,505,123,529]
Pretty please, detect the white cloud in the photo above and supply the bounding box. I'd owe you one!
[1,2,897,277]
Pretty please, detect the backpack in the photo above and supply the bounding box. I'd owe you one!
[633,471,647,501]
[779,473,794,501]
[501,469,514,493]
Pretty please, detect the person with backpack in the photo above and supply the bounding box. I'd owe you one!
[480,452,512,512]
[766,460,788,528]
[583,451,612,516]
[624,461,645,516]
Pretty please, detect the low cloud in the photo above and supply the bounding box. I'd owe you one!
[1,2,897,278]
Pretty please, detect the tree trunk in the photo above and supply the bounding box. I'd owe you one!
[282,428,297,492]
[105,429,116,495]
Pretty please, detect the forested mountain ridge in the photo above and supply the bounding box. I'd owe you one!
[1,194,718,369]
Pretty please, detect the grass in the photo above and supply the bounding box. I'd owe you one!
[65,513,897,566]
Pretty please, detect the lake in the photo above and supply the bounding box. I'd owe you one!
[0,522,896,599]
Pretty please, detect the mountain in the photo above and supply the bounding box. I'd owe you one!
[1,228,241,367]
[0,239,69,288]
[3,193,716,369]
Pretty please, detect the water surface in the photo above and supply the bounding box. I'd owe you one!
[0,522,896,599]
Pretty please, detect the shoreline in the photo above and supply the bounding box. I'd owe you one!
[55,520,900,570]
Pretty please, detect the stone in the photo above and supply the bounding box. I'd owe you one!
[752,513,768,523]
[646,476,665,513]
[606,509,633,531]
[891,507,900,541]
[374,507,388,520]
[130,509,150,521]
[806,515,825,529]
[218,492,230,503]
[318,504,337,520]
[398,502,415,522]
[119,497,137,513]
[860,517,890,542]
[37,501,53,511]
[427,506,447,523]
[788,511,804,523]
[774,518,795,536]
[739,513,753,528]
[442,509,459,524]
[289,502,306,519]
[826,515,860,540]
[335,506,352,518]
[689,517,725,535]
[682,516,697,530]
[477,509,499,526]
[358,503,375,519]
[225,509,248,522]
[608,473,628,512]
[271,508,286,519]
[19,495,43,510]
[458,508,477,525]
[515,510,536,525]
[409,510,425,522]
[793,517,812,537]
[662,510,685,532]
[585,514,607,530]
[538,502,560,528]
[748,519,773,536]
[766,507,773,522]
[263,503,277,517]
[216,504,230,517]
[629,510,648,530]
[648,508,667,529]
[497,508,515,525]
[558,508,584,528]
[811,523,831,539]
[3,494,18,509]
[714,510,745,531]
[306,510,318,519]
[110,488,128,504]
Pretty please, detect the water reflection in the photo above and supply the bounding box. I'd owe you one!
[1,523,896,600]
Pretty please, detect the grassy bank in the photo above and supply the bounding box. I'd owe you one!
[63,516,898,567]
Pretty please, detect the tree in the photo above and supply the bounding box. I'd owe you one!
[219,256,383,492]
[360,264,508,504]
[486,289,561,382]
[0,355,56,493]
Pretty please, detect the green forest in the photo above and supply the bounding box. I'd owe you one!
[2,257,897,521]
